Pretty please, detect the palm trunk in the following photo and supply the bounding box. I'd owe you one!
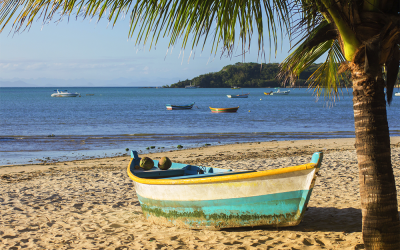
[351,63,400,249]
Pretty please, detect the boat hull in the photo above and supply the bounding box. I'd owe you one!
[271,90,290,95]
[51,90,80,97]
[51,93,79,97]
[127,151,322,229]
[227,93,249,98]
[135,170,316,229]
[166,103,194,110]
[209,107,239,113]
[271,92,289,95]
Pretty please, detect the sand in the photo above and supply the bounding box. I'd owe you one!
[1,137,400,249]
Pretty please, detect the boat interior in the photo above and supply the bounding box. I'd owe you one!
[130,151,255,179]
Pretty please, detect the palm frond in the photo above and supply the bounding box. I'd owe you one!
[307,40,349,101]
[278,20,334,85]
[0,0,293,61]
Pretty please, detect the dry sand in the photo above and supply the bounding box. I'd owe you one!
[1,137,400,249]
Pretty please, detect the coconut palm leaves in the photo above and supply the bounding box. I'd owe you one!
[307,40,349,100]
[0,0,292,60]
[278,18,349,100]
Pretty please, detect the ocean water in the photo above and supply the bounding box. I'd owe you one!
[1,87,399,165]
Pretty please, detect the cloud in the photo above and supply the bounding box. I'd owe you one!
[0,63,21,70]
[26,63,46,70]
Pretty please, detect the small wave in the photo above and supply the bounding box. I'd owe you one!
[0,137,15,141]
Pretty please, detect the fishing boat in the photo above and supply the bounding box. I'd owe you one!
[227,93,249,98]
[166,102,195,110]
[209,106,239,113]
[271,88,290,95]
[395,92,400,96]
[51,90,80,97]
[127,150,323,229]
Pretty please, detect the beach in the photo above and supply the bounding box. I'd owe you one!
[1,137,400,249]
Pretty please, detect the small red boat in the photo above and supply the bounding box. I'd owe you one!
[209,106,239,113]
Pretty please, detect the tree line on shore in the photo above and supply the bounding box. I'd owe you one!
[165,62,321,88]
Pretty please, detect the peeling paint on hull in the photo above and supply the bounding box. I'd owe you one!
[138,190,311,229]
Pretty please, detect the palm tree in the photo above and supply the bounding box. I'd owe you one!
[278,2,400,249]
[1,0,399,248]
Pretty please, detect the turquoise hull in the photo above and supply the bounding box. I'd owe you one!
[138,189,312,229]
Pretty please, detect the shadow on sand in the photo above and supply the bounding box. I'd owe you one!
[222,207,362,233]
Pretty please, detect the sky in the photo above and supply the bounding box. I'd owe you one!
[0,10,302,87]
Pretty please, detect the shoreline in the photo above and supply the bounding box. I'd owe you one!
[1,137,400,249]
[0,137,349,174]
[0,131,362,166]
[2,137,400,176]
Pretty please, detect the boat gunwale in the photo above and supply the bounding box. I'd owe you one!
[127,159,318,185]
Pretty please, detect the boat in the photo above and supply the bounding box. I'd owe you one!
[227,93,249,98]
[395,92,400,96]
[51,90,80,97]
[231,86,241,89]
[271,88,290,95]
[264,91,273,95]
[127,150,323,229]
[185,83,199,89]
[209,106,239,113]
[166,102,195,110]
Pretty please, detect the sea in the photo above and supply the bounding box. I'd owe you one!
[1,87,400,166]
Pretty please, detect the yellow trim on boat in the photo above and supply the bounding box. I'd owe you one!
[127,158,317,185]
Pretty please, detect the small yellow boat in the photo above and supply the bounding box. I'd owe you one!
[209,106,239,113]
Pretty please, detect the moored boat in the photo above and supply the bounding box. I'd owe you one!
[271,88,290,95]
[227,93,249,98]
[127,151,323,229]
[166,102,195,110]
[51,90,80,97]
[209,106,239,113]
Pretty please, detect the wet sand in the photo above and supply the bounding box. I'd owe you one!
[1,137,400,249]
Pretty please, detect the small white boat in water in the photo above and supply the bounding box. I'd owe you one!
[51,90,80,97]
[271,88,290,95]
[395,92,400,96]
